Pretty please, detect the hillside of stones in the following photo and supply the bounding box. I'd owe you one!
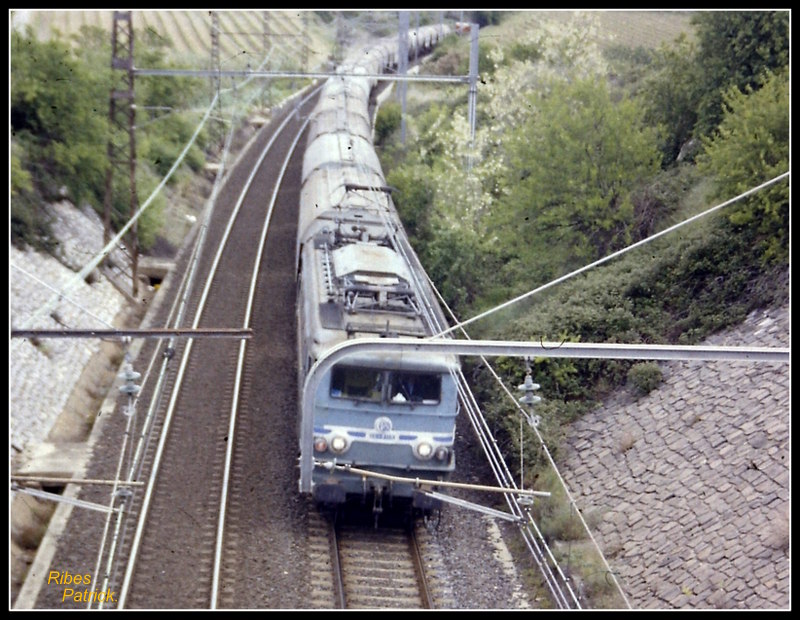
[561,303,789,608]
[10,201,146,457]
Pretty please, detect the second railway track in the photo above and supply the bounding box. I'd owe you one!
[27,88,324,609]
[122,90,321,608]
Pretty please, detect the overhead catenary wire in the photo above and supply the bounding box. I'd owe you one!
[403,141,791,611]
[431,170,791,339]
[361,186,581,606]
[429,276,635,608]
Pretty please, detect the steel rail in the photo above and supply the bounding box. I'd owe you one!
[330,522,346,609]
[410,527,435,609]
[210,106,312,609]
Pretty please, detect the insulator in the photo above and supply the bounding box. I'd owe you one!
[118,367,141,382]
[518,370,542,411]
[119,383,141,395]
[518,372,541,405]
[518,374,540,394]
[520,393,541,406]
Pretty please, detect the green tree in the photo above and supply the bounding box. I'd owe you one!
[374,101,402,147]
[691,11,789,138]
[697,68,789,263]
[10,140,32,198]
[10,26,209,252]
[638,34,702,165]
[387,163,435,242]
[10,137,54,251]
[135,28,207,178]
[497,78,661,276]
[10,27,110,207]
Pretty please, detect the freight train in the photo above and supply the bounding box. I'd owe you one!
[295,21,456,518]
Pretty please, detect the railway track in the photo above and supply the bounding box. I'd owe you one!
[120,91,320,609]
[24,87,323,609]
[307,510,456,610]
[335,523,430,609]
[23,43,555,613]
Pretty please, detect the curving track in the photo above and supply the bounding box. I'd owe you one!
[121,90,319,608]
[29,88,322,609]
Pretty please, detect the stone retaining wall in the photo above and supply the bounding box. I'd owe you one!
[9,202,132,455]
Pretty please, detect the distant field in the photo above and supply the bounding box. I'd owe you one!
[10,10,695,72]
[487,9,695,50]
[11,10,334,72]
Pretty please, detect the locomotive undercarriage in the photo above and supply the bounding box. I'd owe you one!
[313,473,444,527]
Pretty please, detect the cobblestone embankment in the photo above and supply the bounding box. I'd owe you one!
[561,304,790,609]
[9,201,135,455]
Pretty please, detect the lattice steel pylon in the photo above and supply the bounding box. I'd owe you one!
[102,10,139,298]
[262,11,272,109]
[208,10,225,154]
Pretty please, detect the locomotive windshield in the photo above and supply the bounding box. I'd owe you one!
[330,366,382,402]
[389,371,441,404]
[329,365,441,405]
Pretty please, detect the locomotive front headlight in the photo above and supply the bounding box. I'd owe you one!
[314,436,328,453]
[434,446,450,462]
[415,441,434,460]
[330,435,349,454]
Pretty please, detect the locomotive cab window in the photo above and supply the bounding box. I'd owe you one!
[330,366,382,402]
[389,372,441,405]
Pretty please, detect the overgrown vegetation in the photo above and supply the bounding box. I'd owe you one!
[376,10,788,607]
[626,362,663,396]
[10,24,214,253]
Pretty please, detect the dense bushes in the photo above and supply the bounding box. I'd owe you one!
[378,16,789,489]
[10,25,208,253]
